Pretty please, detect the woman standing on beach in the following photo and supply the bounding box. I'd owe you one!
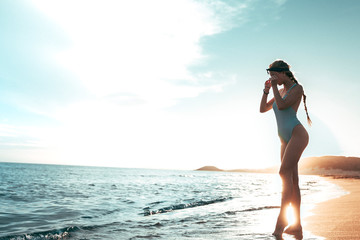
[259,60,311,238]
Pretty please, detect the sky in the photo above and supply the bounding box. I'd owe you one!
[0,0,359,170]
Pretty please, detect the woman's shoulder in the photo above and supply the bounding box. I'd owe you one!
[294,83,303,93]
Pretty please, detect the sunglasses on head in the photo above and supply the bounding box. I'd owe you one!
[266,67,289,74]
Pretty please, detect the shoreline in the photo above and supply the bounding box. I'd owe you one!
[305,176,360,240]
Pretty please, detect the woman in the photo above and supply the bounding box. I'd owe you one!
[259,60,311,238]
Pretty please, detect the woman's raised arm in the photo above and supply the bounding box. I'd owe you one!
[260,80,275,113]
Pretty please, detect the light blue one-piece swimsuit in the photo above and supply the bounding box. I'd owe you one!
[272,83,301,143]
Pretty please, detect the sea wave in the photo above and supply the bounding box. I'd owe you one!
[0,226,79,240]
[143,197,232,216]
[224,206,280,215]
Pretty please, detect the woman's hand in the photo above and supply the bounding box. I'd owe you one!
[265,79,272,89]
[270,76,278,86]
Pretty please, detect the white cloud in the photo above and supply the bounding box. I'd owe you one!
[31,0,246,108]
[0,124,52,149]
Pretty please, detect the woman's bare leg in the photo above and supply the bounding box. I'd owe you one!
[273,125,308,237]
[284,165,303,234]
[272,140,289,236]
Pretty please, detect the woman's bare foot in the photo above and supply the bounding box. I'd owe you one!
[272,216,288,237]
[284,224,302,235]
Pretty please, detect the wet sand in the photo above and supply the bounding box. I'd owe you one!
[306,177,360,240]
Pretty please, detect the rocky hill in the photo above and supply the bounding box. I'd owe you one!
[299,156,360,177]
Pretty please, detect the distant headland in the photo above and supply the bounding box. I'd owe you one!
[196,156,360,178]
[196,166,224,171]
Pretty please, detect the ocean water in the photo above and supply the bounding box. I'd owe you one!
[0,162,345,240]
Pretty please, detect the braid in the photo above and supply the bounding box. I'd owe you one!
[303,94,312,126]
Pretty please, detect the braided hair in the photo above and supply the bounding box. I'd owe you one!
[269,60,312,126]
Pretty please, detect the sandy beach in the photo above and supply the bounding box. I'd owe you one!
[306,177,360,240]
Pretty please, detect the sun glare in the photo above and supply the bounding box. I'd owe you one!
[286,205,296,226]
